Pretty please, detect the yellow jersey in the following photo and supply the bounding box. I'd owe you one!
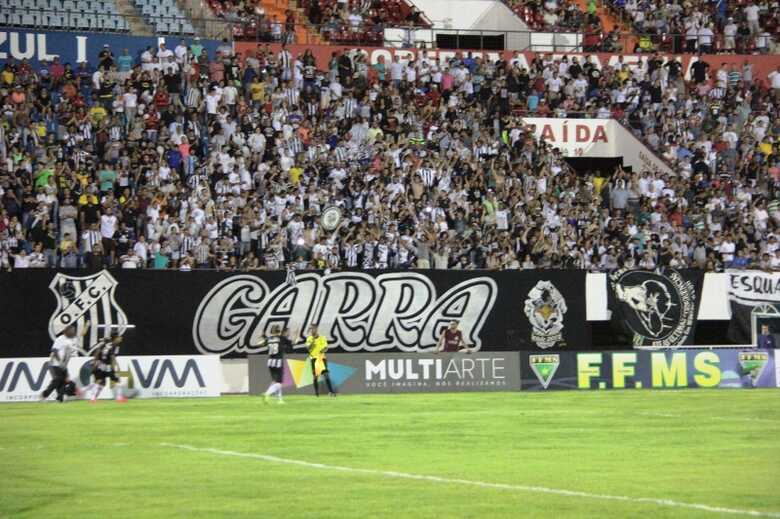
[306,335,328,359]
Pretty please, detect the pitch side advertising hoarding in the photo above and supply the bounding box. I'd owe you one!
[521,349,778,390]
[248,352,521,395]
[0,355,222,402]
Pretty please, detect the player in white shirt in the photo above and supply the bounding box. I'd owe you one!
[41,324,87,402]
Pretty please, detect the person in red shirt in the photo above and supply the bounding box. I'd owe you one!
[435,321,474,353]
[48,57,65,86]
[153,87,170,110]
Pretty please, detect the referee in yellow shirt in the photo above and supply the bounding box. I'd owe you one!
[306,325,336,397]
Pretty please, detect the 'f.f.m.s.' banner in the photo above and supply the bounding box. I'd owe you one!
[726,270,780,346]
[607,268,703,348]
[248,352,521,395]
[0,355,222,402]
[520,349,777,390]
[0,270,588,358]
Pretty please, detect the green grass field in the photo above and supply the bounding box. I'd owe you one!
[1,390,779,518]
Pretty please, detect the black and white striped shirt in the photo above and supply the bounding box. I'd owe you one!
[344,97,357,119]
[185,86,201,108]
[79,122,92,141]
[334,146,348,163]
[284,88,299,107]
[418,168,437,187]
[306,101,319,118]
[307,144,326,162]
[287,137,303,156]
[82,229,101,252]
[180,235,197,256]
[109,125,123,141]
[278,51,292,70]
[344,244,358,267]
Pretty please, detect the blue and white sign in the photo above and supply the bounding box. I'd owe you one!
[0,29,221,69]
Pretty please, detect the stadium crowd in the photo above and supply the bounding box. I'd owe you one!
[503,0,598,33]
[611,0,779,54]
[210,0,428,44]
[1,41,780,273]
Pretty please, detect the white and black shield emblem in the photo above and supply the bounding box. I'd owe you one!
[48,270,128,349]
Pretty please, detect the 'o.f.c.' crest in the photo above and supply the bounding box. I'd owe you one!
[524,281,568,349]
[48,270,128,350]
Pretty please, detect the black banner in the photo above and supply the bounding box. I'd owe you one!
[0,269,589,358]
[607,268,704,348]
[726,269,780,345]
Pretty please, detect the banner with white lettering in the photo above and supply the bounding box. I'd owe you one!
[0,270,590,357]
[0,30,219,69]
[0,355,221,402]
[607,268,704,348]
[726,270,780,345]
[248,352,521,394]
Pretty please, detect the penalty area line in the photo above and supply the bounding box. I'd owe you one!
[159,443,779,518]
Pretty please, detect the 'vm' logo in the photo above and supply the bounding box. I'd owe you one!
[131,359,205,388]
[0,362,49,392]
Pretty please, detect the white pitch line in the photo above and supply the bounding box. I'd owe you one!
[160,443,780,518]
[639,412,780,424]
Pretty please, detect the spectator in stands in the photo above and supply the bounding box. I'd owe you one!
[611,0,777,55]
[3,41,780,274]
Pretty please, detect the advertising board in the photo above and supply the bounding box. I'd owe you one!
[0,355,222,401]
[521,350,777,390]
[248,352,521,395]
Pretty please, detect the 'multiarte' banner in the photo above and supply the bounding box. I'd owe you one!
[520,349,777,390]
[726,270,780,345]
[0,270,588,358]
[608,268,704,348]
[248,352,521,395]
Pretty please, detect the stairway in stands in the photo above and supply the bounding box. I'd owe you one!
[115,0,154,34]
[263,0,322,45]
[570,0,637,50]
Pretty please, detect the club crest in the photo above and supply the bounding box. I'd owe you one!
[610,268,695,347]
[48,270,128,350]
[524,281,567,349]
[529,354,560,389]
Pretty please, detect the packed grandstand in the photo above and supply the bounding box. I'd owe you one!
[0,0,779,273]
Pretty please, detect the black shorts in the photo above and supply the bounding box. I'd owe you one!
[94,369,119,384]
[269,366,283,383]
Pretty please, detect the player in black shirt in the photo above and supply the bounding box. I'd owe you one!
[258,325,292,404]
[85,333,126,403]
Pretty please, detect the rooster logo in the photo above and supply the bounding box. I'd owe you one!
[615,279,675,338]
[524,281,567,349]
[610,268,693,347]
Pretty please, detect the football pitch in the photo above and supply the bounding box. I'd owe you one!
[1,390,779,519]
